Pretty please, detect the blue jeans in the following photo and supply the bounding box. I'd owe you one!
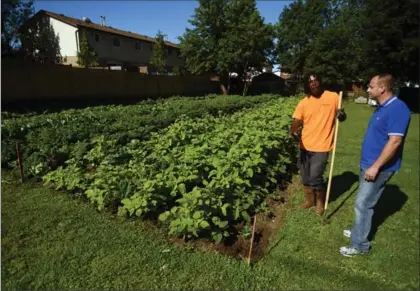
[350,168,394,252]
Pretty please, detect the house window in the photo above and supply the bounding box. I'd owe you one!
[135,41,142,51]
[95,33,100,42]
[168,47,172,56]
[113,37,120,47]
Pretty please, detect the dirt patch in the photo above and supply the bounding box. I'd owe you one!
[167,187,294,263]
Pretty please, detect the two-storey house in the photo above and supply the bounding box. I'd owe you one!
[23,10,184,73]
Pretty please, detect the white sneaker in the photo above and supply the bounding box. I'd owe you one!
[339,246,367,257]
[343,229,351,238]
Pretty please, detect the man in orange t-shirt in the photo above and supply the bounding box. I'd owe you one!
[290,73,346,215]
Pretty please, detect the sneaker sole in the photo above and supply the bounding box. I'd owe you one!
[340,251,366,257]
[340,252,355,257]
[339,247,367,257]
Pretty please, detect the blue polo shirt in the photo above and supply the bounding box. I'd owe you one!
[360,96,411,172]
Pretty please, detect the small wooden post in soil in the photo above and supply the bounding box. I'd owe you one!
[247,215,257,265]
[16,142,24,183]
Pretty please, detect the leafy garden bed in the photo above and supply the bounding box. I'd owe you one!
[2,94,300,245]
[1,94,279,175]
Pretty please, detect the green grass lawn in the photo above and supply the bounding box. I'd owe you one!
[2,102,419,290]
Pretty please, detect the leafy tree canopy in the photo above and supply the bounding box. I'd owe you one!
[179,0,274,94]
[276,0,419,86]
[150,30,167,74]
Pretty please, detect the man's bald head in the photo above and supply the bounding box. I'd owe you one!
[374,74,394,93]
[367,73,395,103]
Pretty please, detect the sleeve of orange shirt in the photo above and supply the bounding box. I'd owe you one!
[292,100,304,120]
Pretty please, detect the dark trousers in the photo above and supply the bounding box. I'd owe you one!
[299,149,329,190]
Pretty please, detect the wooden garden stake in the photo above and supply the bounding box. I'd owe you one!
[16,142,24,183]
[247,215,257,265]
[323,91,343,219]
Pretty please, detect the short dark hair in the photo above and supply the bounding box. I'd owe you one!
[304,72,323,94]
[305,72,322,83]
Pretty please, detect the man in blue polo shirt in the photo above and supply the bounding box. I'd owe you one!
[340,73,411,257]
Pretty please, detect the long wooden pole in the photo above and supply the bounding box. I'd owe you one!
[247,215,257,265]
[323,91,343,216]
[16,142,24,183]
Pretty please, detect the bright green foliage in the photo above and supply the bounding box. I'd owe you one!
[303,0,365,85]
[150,30,167,74]
[359,0,419,83]
[1,94,279,177]
[77,30,98,68]
[3,94,300,243]
[1,0,34,56]
[276,0,419,84]
[172,65,189,76]
[2,103,419,290]
[41,97,299,242]
[179,0,274,94]
[276,0,327,78]
[20,15,62,64]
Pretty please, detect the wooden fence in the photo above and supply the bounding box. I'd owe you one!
[2,60,219,105]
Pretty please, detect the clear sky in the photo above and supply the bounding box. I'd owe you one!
[33,1,293,44]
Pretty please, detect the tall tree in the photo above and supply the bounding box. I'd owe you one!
[77,30,98,68]
[1,0,34,56]
[304,0,365,86]
[179,0,273,95]
[276,0,328,80]
[221,0,275,95]
[172,64,189,76]
[360,0,419,84]
[276,0,419,87]
[20,16,62,64]
[150,30,167,74]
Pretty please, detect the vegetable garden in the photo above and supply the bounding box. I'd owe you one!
[2,94,301,244]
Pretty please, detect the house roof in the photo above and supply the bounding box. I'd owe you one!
[35,10,180,49]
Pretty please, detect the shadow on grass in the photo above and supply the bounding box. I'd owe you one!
[328,171,359,203]
[368,184,408,241]
[326,186,359,220]
[324,171,359,219]
[326,182,408,242]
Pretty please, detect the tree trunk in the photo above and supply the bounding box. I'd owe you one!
[220,83,229,95]
[219,73,230,95]
[242,81,249,96]
[240,70,250,96]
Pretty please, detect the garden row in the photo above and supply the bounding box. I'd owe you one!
[1,94,281,176]
[42,97,300,242]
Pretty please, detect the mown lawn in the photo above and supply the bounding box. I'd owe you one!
[2,101,419,290]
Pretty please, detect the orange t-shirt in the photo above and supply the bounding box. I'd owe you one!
[292,90,339,152]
